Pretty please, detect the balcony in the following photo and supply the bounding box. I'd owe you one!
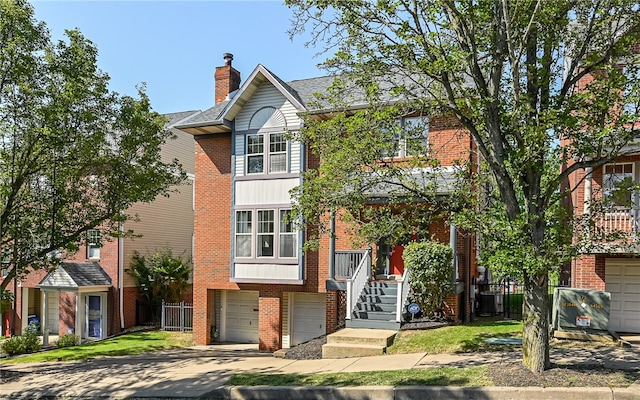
[591,207,640,252]
[326,249,368,291]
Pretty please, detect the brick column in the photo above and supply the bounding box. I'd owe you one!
[258,292,281,351]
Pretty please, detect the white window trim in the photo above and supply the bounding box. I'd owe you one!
[235,210,254,258]
[603,162,635,215]
[234,207,298,261]
[87,229,101,259]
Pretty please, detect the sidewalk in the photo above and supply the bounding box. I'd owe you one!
[1,343,640,399]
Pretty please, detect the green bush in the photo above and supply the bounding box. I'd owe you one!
[403,241,453,318]
[0,325,41,356]
[56,333,80,348]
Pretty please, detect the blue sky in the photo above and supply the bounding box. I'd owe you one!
[32,1,327,114]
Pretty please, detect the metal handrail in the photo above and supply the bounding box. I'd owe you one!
[346,247,371,320]
[396,267,411,322]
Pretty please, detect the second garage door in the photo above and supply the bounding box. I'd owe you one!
[225,290,259,343]
[291,293,326,346]
[606,259,640,333]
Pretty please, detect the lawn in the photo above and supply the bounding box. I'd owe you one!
[0,330,193,363]
[388,320,523,354]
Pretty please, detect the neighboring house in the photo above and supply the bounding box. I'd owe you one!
[1,112,195,340]
[176,54,479,351]
[565,46,640,334]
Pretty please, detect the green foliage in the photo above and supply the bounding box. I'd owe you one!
[0,0,185,293]
[1,325,41,356]
[128,248,191,303]
[403,241,452,317]
[55,333,79,348]
[0,289,14,313]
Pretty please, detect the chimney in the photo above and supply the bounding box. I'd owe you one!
[214,53,241,104]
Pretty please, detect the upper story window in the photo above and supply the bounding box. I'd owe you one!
[235,208,297,260]
[603,163,634,210]
[87,229,101,259]
[623,63,640,117]
[383,116,430,159]
[246,131,288,174]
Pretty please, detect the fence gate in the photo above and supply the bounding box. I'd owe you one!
[161,301,193,331]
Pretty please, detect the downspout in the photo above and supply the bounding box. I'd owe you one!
[449,217,457,287]
[329,210,335,280]
[118,221,124,331]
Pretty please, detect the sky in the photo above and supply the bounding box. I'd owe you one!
[32,1,328,114]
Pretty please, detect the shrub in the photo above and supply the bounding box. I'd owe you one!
[0,325,41,356]
[403,241,453,318]
[56,333,80,348]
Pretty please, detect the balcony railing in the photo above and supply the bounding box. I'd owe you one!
[595,208,640,235]
[334,250,365,279]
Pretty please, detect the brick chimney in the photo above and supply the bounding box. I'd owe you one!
[214,53,241,104]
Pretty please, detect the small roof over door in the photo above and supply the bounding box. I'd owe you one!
[38,262,112,292]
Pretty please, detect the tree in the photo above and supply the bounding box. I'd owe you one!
[0,0,185,293]
[128,249,191,304]
[287,0,640,372]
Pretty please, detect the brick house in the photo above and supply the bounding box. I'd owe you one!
[176,54,479,351]
[564,44,640,334]
[1,112,195,340]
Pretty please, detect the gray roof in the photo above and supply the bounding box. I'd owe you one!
[164,110,201,127]
[175,101,230,128]
[38,262,112,290]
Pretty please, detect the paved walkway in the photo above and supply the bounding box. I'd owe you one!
[1,341,640,399]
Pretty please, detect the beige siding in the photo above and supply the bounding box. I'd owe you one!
[123,179,194,287]
[165,128,195,175]
[235,179,297,206]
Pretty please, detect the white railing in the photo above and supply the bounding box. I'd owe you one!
[161,301,193,331]
[346,248,371,320]
[597,209,639,234]
[396,267,412,322]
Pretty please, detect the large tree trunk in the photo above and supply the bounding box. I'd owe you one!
[522,272,550,372]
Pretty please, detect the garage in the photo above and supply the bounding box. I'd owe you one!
[225,290,259,343]
[291,293,326,346]
[605,259,640,333]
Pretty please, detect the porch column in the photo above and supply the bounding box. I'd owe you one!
[75,292,81,339]
[584,167,592,215]
[42,291,48,347]
[329,210,335,280]
[449,217,457,281]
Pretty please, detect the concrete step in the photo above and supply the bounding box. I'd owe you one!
[353,310,396,321]
[326,328,397,347]
[321,343,386,358]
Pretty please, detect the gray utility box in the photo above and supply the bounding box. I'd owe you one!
[552,288,610,332]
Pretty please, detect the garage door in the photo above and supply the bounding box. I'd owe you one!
[225,290,259,343]
[291,293,326,346]
[45,291,60,335]
[606,260,640,333]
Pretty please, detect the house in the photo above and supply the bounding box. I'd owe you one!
[564,45,640,334]
[176,54,479,351]
[1,112,195,341]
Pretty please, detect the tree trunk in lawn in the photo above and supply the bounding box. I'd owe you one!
[522,272,550,372]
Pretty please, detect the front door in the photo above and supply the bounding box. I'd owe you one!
[377,241,407,276]
[86,295,103,339]
[389,244,405,275]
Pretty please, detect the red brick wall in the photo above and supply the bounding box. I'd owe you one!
[573,254,606,290]
[258,288,281,351]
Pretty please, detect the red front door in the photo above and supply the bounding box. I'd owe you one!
[389,244,405,275]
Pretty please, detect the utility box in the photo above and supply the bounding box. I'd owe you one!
[552,288,610,332]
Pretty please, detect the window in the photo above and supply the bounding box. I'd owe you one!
[279,210,297,258]
[603,163,634,209]
[87,229,101,259]
[234,208,297,260]
[383,116,429,158]
[235,210,253,257]
[623,63,640,117]
[247,134,264,174]
[246,132,288,174]
[269,133,288,173]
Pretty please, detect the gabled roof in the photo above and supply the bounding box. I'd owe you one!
[38,262,112,291]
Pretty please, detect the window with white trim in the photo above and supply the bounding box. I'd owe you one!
[235,210,253,258]
[87,229,101,259]
[246,132,288,174]
[234,208,297,260]
[382,116,429,158]
[603,163,634,210]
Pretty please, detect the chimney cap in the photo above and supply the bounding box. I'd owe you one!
[223,53,234,65]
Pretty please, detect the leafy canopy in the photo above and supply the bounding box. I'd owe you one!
[0,0,185,291]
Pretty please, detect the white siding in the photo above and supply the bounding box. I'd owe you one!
[235,84,302,131]
[282,292,290,348]
[235,264,299,280]
[46,291,60,334]
[235,135,245,175]
[290,142,301,174]
[235,179,297,206]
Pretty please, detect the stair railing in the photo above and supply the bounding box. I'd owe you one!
[396,267,411,322]
[346,247,371,320]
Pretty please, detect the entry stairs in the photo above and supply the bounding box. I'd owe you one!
[348,280,402,330]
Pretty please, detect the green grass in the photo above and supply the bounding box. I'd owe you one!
[388,320,523,354]
[227,367,491,387]
[0,330,193,364]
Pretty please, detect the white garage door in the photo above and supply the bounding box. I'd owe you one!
[225,290,259,343]
[291,293,326,346]
[45,291,60,335]
[606,260,640,333]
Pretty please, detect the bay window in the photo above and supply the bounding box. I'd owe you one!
[235,208,297,260]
